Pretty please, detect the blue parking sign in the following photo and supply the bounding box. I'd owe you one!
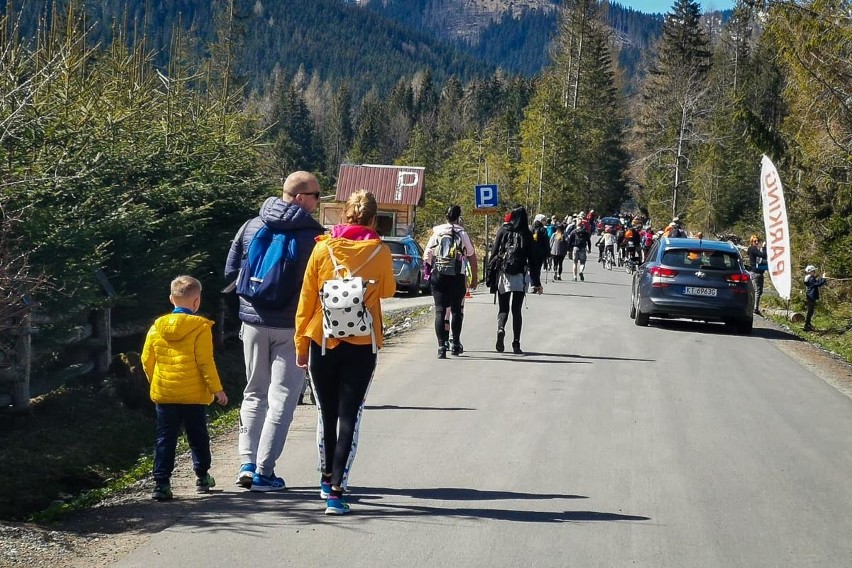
[475,184,498,208]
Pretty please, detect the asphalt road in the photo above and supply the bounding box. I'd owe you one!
[116,260,852,567]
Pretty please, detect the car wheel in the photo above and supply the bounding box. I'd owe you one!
[629,292,636,319]
[634,295,649,326]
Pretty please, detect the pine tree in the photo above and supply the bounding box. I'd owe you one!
[633,0,712,224]
[323,82,353,176]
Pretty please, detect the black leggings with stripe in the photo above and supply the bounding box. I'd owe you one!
[309,341,376,489]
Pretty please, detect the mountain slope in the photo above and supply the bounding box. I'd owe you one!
[3,0,495,97]
[360,0,665,80]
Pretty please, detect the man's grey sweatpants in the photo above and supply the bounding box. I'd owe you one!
[239,323,304,477]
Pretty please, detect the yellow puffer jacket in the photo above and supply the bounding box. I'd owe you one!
[295,234,396,359]
[141,313,223,405]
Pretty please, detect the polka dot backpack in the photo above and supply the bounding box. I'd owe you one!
[320,243,383,355]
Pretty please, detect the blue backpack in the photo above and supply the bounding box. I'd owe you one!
[235,225,299,309]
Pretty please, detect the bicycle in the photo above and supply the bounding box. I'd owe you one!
[604,246,615,271]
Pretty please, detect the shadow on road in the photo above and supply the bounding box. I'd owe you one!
[464,352,654,364]
[650,319,802,341]
[365,404,476,411]
[140,487,651,534]
[354,486,585,501]
[80,487,649,535]
[351,502,650,524]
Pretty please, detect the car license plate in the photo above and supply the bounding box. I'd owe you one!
[684,286,717,297]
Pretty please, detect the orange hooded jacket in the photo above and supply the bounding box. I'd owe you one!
[295,231,396,359]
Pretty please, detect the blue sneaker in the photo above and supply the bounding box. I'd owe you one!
[235,463,256,489]
[320,479,332,499]
[325,496,350,515]
[250,472,286,492]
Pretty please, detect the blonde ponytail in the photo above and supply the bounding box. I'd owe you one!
[343,189,378,227]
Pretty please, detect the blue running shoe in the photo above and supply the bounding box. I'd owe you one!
[235,463,256,489]
[325,496,350,515]
[250,472,286,492]
[320,479,332,499]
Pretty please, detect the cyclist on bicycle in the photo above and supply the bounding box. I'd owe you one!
[600,228,616,268]
[624,224,641,264]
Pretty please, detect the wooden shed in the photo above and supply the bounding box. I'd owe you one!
[320,164,425,236]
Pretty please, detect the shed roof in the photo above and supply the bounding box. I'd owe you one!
[336,164,425,206]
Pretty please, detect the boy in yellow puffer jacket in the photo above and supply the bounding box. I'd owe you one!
[142,275,228,501]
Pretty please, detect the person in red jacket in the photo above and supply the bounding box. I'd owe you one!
[142,275,228,501]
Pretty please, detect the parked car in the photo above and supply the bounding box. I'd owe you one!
[630,237,754,334]
[381,236,430,295]
[596,216,623,233]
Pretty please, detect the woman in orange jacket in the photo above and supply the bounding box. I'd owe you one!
[295,189,395,515]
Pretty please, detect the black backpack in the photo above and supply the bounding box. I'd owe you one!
[501,230,526,275]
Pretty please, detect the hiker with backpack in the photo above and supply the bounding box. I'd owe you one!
[224,171,325,492]
[566,221,592,281]
[485,205,543,354]
[424,205,478,358]
[295,189,395,515]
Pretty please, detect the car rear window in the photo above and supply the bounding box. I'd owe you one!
[662,249,738,270]
[385,241,407,255]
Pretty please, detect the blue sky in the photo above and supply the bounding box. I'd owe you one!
[616,0,736,14]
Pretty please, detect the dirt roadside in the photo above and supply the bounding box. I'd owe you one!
[2,314,852,567]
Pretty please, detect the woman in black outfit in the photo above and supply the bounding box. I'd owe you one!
[746,235,767,315]
[487,206,543,354]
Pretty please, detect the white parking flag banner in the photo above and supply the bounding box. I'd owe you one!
[760,155,792,300]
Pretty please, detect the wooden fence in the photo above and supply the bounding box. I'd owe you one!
[0,289,240,415]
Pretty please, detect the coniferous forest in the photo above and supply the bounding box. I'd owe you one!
[1,0,850,339]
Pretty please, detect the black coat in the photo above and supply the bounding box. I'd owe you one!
[487,221,542,292]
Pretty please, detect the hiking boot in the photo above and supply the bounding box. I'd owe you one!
[579,273,584,281]
[196,474,216,493]
[450,340,463,356]
[325,496,351,515]
[251,472,286,492]
[152,484,173,501]
[496,329,505,353]
[235,463,256,488]
[512,341,523,355]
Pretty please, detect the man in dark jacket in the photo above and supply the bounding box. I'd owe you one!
[224,171,325,492]
[567,223,592,281]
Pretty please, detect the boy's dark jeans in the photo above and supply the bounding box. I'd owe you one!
[153,403,211,484]
[805,298,817,327]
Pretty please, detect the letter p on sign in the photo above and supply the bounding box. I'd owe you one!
[395,171,419,201]
[475,184,498,208]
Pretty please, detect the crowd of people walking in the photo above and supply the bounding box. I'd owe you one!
[140,172,829,517]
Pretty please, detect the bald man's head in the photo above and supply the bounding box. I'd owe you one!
[283,171,319,197]
[282,171,321,213]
